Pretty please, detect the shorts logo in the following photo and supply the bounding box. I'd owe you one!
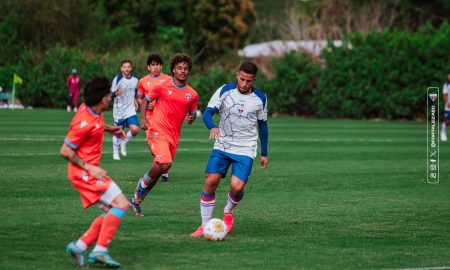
[185,93,191,101]
[82,171,89,182]
[96,179,105,186]
[156,155,162,161]
[152,132,158,139]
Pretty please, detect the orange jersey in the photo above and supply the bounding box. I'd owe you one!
[146,79,198,145]
[64,103,105,179]
[137,73,172,119]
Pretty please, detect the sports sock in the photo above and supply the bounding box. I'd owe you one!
[442,123,447,130]
[112,136,121,148]
[200,192,216,225]
[95,207,127,251]
[224,190,244,213]
[140,172,158,189]
[78,212,107,250]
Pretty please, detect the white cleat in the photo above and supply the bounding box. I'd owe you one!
[67,105,71,112]
[441,130,447,142]
[113,149,120,160]
[120,142,127,156]
[74,107,77,112]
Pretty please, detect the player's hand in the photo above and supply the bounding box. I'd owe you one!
[140,119,149,130]
[116,89,124,96]
[260,156,268,170]
[86,164,108,181]
[185,112,196,125]
[209,128,220,140]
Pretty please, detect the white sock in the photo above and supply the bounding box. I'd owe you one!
[93,244,107,253]
[442,123,447,130]
[122,131,134,144]
[112,136,121,148]
[75,239,87,251]
[224,191,243,213]
[200,193,216,225]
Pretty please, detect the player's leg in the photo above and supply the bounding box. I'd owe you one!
[67,92,73,112]
[441,111,449,141]
[223,154,253,233]
[191,150,231,237]
[120,115,140,156]
[89,183,128,268]
[162,143,177,183]
[73,90,79,112]
[112,120,125,160]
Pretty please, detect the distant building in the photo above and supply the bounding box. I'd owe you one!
[238,40,345,58]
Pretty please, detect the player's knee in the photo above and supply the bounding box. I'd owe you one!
[113,193,130,210]
[160,163,172,172]
[130,125,140,135]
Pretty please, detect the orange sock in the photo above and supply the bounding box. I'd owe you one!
[79,213,106,247]
[96,207,126,248]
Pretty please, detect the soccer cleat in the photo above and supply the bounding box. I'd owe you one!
[161,173,169,182]
[120,141,127,156]
[74,107,78,113]
[67,105,71,112]
[88,251,120,268]
[113,149,120,160]
[223,212,234,233]
[66,241,87,267]
[190,226,204,237]
[129,199,143,217]
[441,129,447,142]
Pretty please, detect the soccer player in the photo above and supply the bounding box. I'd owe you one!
[129,53,198,216]
[440,73,450,142]
[137,54,172,180]
[111,60,140,160]
[67,68,80,112]
[60,77,129,268]
[190,61,269,237]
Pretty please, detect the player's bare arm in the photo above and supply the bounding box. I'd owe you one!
[60,144,108,180]
[139,97,149,130]
[105,125,125,138]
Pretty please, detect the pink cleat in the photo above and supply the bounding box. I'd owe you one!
[190,226,204,237]
[224,212,234,233]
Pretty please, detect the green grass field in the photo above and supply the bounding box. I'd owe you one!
[0,109,449,270]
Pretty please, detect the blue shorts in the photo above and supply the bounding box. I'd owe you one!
[446,111,450,121]
[205,149,254,183]
[114,115,139,128]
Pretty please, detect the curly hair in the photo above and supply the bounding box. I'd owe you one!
[147,54,163,66]
[170,53,192,74]
[84,77,111,106]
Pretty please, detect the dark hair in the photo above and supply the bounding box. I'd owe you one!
[170,53,192,74]
[121,59,132,66]
[239,61,258,75]
[147,54,163,66]
[84,77,111,106]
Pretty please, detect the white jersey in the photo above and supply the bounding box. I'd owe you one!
[111,74,139,122]
[207,82,268,159]
[444,81,450,111]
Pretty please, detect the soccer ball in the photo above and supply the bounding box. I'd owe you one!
[204,218,228,241]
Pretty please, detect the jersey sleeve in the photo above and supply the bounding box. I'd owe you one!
[111,76,118,93]
[137,80,145,97]
[147,84,162,102]
[443,83,449,95]
[189,93,199,113]
[206,85,225,109]
[257,94,268,121]
[64,119,92,150]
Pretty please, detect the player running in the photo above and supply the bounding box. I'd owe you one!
[129,53,198,216]
[441,73,450,142]
[137,54,172,180]
[191,62,269,237]
[60,77,129,268]
[111,60,140,160]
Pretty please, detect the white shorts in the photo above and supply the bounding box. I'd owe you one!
[96,181,122,207]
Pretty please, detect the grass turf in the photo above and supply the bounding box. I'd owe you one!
[0,109,449,269]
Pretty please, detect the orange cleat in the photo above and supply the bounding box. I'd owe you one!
[190,226,204,237]
[224,212,234,233]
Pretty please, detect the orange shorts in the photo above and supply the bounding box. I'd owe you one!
[68,173,113,209]
[148,130,177,164]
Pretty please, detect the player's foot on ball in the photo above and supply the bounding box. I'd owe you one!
[129,199,143,217]
[88,251,120,268]
[190,226,204,237]
[161,173,169,182]
[120,141,127,156]
[66,241,87,267]
[224,212,234,233]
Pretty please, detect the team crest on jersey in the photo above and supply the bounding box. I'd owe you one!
[429,93,437,103]
[82,171,89,182]
[80,121,88,128]
[147,82,151,86]
[236,104,246,115]
[185,93,191,101]
[168,90,173,95]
